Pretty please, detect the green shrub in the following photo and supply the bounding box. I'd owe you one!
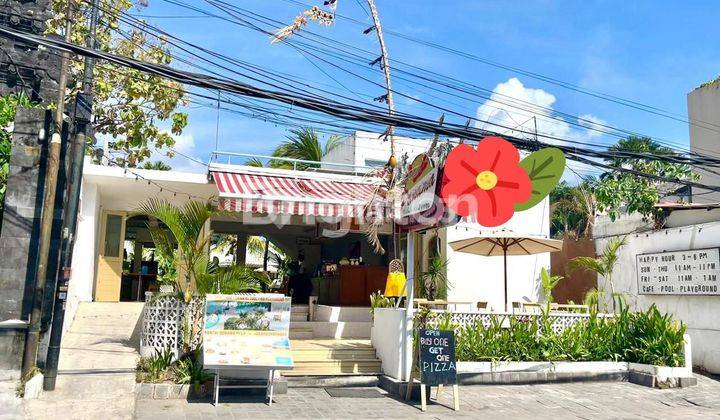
[454,305,685,367]
[137,347,174,383]
[173,350,212,391]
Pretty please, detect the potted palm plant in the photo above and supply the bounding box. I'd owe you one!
[419,256,448,301]
[137,199,270,298]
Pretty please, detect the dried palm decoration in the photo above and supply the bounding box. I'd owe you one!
[271,6,335,44]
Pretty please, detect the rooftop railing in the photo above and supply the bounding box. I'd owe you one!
[209,151,375,176]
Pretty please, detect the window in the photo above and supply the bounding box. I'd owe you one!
[103,214,123,257]
[364,159,387,168]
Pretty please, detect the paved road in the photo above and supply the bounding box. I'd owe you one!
[136,375,720,419]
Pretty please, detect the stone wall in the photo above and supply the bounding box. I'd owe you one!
[0,108,51,370]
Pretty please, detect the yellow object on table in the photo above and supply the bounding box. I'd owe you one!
[384,271,407,297]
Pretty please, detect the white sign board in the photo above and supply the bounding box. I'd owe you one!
[203,294,294,369]
[636,248,720,295]
[401,167,438,218]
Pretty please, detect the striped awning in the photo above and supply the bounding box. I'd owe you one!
[211,170,388,218]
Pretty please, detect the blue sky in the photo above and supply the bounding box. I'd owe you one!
[135,0,720,176]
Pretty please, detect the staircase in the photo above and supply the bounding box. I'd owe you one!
[285,304,382,378]
[285,339,382,377]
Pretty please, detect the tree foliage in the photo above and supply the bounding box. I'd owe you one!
[246,127,342,169]
[550,180,596,238]
[594,136,698,222]
[47,0,188,167]
[136,199,268,296]
[568,236,627,312]
[142,161,172,171]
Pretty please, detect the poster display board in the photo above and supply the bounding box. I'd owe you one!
[203,294,294,369]
[636,248,720,295]
[419,329,457,386]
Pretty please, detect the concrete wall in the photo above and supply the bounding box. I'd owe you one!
[446,198,551,312]
[322,131,432,171]
[594,214,720,373]
[687,83,720,204]
[551,235,597,304]
[370,308,412,380]
[63,181,101,333]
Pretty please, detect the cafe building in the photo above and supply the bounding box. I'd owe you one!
[64,131,550,376]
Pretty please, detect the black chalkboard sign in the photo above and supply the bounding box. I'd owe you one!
[419,329,457,386]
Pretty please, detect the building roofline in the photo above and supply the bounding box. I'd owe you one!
[82,157,209,184]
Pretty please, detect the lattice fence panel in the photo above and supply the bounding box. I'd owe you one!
[140,293,205,359]
[430,311,612,335]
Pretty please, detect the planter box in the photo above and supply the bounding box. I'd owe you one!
[453,360,693,388]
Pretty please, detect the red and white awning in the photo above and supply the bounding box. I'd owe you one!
[211,168,388,218]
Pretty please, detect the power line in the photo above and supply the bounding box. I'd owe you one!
[279,0,720,134]
[187,0,720,161]
[9,23,720,192]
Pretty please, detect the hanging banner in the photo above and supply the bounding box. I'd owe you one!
[203,294,294,369]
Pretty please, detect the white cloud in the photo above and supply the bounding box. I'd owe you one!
[577,114,607,138]
[474,77,606,145]
[149,131,206,173]
[474,78,610,183]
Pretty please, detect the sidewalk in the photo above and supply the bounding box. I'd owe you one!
[0,377,23,420]
[136,374,720,419]
[24,302,144,420]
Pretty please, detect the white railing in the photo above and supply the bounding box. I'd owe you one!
[209,151,375,175]
[428,311,614,335]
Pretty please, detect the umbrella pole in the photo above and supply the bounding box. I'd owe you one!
[503,247,508,312]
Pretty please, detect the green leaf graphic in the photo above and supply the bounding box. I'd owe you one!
[515,148,566,211]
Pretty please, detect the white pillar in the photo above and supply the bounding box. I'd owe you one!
[402,233,415,381]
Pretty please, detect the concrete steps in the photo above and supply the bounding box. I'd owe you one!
[285,339,382,377]
[289,321,372,339]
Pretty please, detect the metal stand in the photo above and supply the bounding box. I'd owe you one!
[213,369,276,406]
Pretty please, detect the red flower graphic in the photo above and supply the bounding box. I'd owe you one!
[440,137,531,227]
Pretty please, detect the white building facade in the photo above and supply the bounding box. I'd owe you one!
[688,81,720,203]
[594,206,720,373]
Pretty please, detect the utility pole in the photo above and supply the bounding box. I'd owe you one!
[21,0,74,377]
[43,0,100,390]
[365,0,396,160]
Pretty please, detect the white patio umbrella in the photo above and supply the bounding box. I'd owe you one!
[449,230,563,311]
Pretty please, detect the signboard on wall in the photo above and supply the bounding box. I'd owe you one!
[401,154,439,218]
[202,294,294,369]
[636,248,720,295]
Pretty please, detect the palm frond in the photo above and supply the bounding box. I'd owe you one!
[568,257,605,275]
[602,236,627,273]
[244,157,265,167]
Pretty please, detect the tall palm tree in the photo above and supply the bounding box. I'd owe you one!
[550,180,596,239]
[568,236,627,312]
[271,127,342,170]
[142,161,172,171]
[605,136,673,171]
[137,199,268,296]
